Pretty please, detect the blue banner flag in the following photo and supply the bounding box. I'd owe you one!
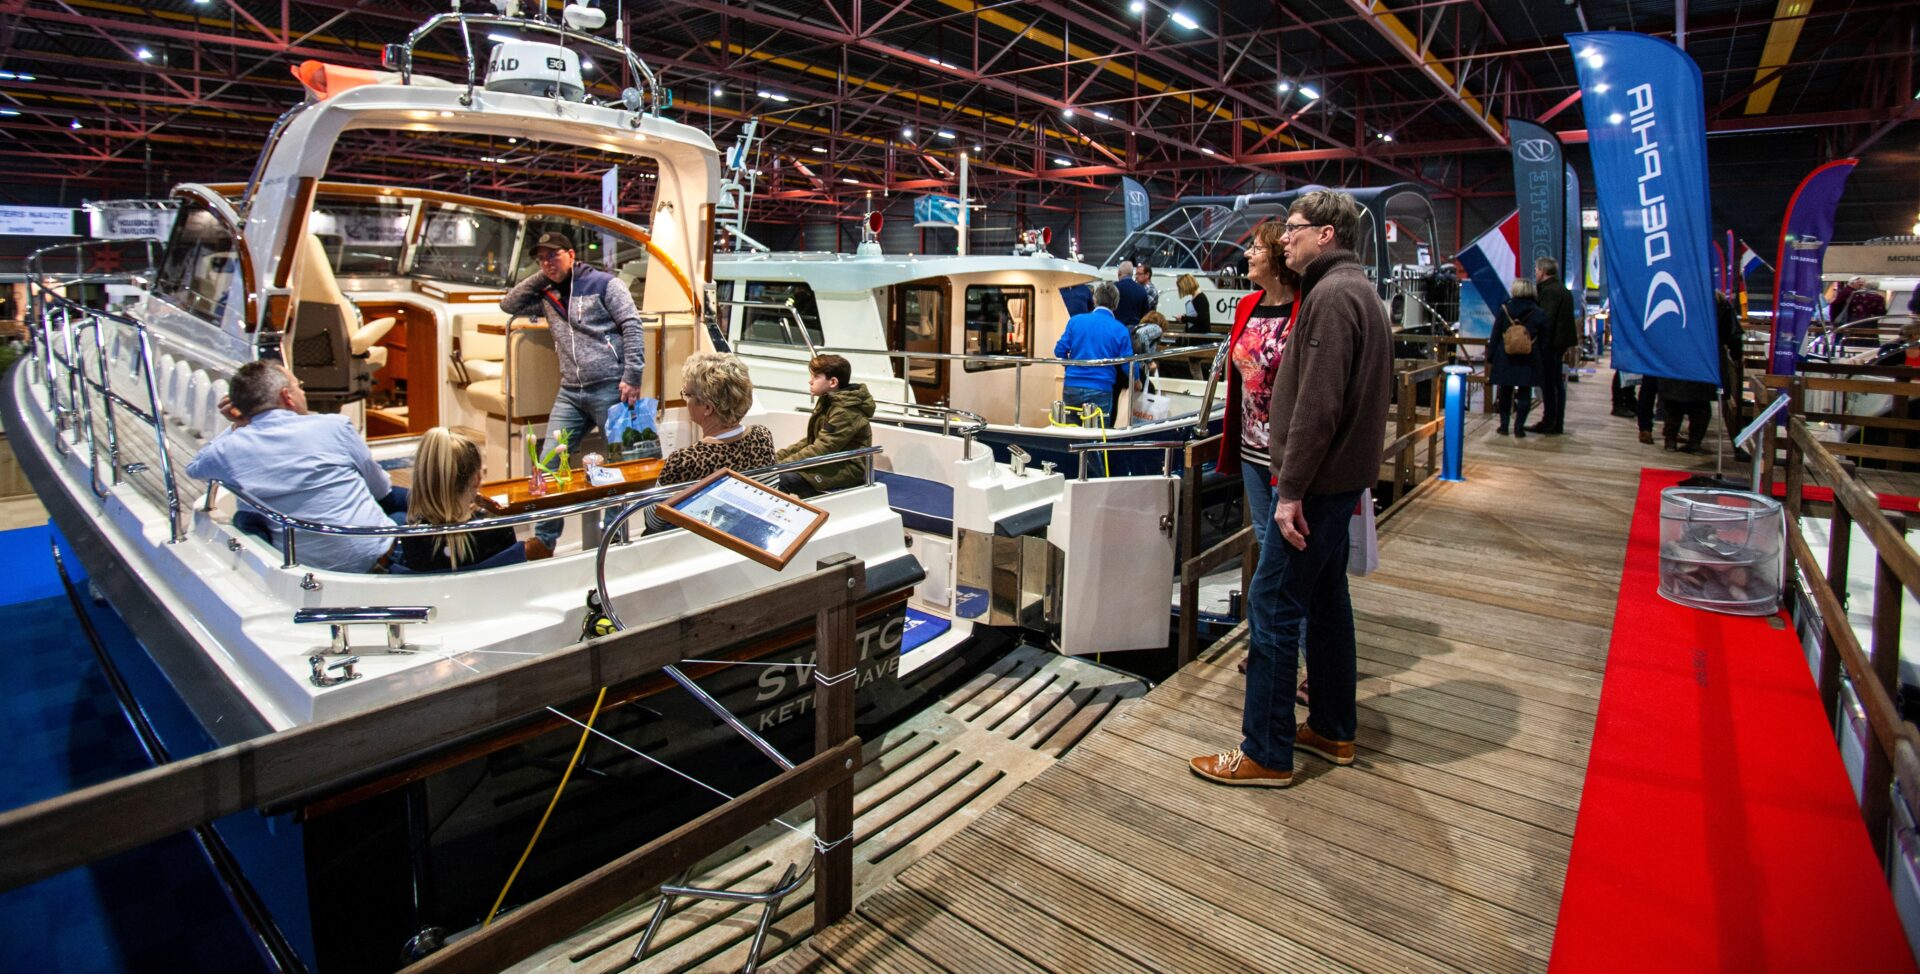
[1508,119,1565,273]
[1768,159,1858,375]
[913,195,961,227]
[1566,164,1585,327]
[1570,32,1721,385]
[1120,177,1151,234]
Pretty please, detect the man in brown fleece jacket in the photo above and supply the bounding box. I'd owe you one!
[1191,190,1393,788]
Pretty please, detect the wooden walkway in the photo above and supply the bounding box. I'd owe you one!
[765,371,1731,974]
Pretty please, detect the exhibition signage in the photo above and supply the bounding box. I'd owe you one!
[913,195,961,227]
[1767,158,1858,376]
[1508,119,1565,275]
[1570,31,1720,385]
[1566,164,1585,327]
[1120,176,1151,234]
[0,206,76,237]
[87,206,175,241]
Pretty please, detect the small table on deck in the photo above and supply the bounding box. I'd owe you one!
[479,456,665,547]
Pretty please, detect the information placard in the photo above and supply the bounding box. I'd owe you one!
[657,468,828,570]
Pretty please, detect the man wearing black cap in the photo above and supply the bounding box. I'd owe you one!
[500,231,647,549]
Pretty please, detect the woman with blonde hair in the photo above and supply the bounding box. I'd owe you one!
[397,428,551,572]
[646,352,777,531]
[1175,273,1212,333]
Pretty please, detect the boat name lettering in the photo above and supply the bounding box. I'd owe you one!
[753,614,905,702]
[755,655,902,730]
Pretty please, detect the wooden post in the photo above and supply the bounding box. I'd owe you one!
[812,554,862,931]
[1395,370,1415,502]
[1863,513,1910,869]
[1818,503,1854,726]
[1784,380,1806,522]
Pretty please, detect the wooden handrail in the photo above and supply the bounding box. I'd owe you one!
[1790,419,1920,600]
[1383,416,1445,461]
[0,554,869,932]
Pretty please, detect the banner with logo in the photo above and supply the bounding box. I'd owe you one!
[913,195,961,227]
[1768,158,1857,376]
[1120,177,1151,234]
[1571,31,1720,385]
[88,206,175,241]
[1508,119,1565,277]
[1565,164,1585,325]
[0,206,77,237]
[1711,239,1726,293]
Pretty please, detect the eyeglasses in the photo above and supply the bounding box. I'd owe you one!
[1281,221,1327,237]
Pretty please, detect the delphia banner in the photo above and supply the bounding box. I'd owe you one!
[1570,31,1721,385]
[1767,159,1857,376]
[1508,119,1565,277]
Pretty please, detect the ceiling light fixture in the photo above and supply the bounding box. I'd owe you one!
[1128,0,1144,13]
[69,118,82,129]
[1276,80,1292,93]
[1200,147,1216,155]
[0,71,35,81]
[135,48,154,61]
[811,146,827,153]
[841,177,858,184]
[712,85,724,96]
[0,108,20,116]
[1170,10,1199,29]
[1053,156,1072,165]
[902,126,914,138]
[1061,108,1075,118]
[756,90,790,103]
[1298,85,1319,101]
[580,58,595,72]
[1093,110,1112,121]
[1379,132,1395,142]
[937,129,956,140]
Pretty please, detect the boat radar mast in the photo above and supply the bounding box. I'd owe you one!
[716,117,771,252]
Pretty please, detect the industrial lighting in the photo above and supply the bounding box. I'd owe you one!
[1093,110,1111,121]
[1170,10,1199,29]
[0,108,19,116]
[810,146,827,153]
[135,48,153,61]
[1200,147,1216,155]
[841,177,858,184]
[507,137,518,143]
[1298,85,1319,101]
[0,70,35,81]
[937,129,956,140]
[712,85,724,96]
[902,126,914,138]
[1053,156,1072,165]
[973,144,983,152]
[1378,132,1395,142]
[580,58,595,72]
[1061,108,1075,118]
[757,90,790,103]
[1276,80,1292,93]
[481,156,505,164]
[69,118,82,129]
[1128,0,1144,13]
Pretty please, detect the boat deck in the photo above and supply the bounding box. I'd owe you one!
[762,373,1736,973]
[510,646,1148,973]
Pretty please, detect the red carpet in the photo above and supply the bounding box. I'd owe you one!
[1766,481,1920,515]
[1550,469,1915,973]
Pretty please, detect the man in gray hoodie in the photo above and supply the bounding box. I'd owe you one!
[500,231,646,548]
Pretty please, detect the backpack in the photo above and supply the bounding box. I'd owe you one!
[1501,307,1534,357]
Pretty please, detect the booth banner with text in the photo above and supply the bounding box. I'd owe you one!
[0,206,77,237]
[913,195,961,227]
[1120,176,1151,234]
[1566,164,1586,327]
[1571,31,1720,385]
[87,206,175,241]
[1509,119,1565,275]
[1767,159,1857,376]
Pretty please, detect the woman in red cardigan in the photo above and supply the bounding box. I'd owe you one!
[1218,221,1300,681]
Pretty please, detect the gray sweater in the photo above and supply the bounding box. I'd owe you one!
[500,264,646,388]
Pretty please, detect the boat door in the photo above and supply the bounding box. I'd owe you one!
[890,279,949,405]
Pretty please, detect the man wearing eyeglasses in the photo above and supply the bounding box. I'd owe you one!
[1191,190,1392,789]
[501,231,647,550]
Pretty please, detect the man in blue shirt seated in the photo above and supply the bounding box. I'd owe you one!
[1054,281,1132,428]
[188,360,404,573]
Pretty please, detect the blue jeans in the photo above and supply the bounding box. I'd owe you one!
[536,380,624,546]
[1239,462,1274,550]
[1061,385,1115,428]
[1241,488,1363,771]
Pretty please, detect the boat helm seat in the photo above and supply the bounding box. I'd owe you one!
[450,312,508,386]
[467,323,559,473]
[285,234,396,412]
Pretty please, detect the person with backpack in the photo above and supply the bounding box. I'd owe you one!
[1492,279,1548,437]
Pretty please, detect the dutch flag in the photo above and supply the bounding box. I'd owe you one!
[1738,241,1770,279]
[1455,210,1519,311]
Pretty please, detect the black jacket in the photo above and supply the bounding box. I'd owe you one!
[1490,299,1546,387]
[1535,276,1579,352]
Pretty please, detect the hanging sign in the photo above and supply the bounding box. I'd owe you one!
[1120,176,1151,234]
[88,207,175,241]
[0,206,77,237]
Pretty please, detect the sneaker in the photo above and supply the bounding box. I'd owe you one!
[1295,723,1355,765]
[1189,748,1294,787]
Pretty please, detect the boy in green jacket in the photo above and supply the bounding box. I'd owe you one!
[775,354,875,497]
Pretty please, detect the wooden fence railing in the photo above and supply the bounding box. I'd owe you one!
[0,555,871,973]
[1751,375,1920,877]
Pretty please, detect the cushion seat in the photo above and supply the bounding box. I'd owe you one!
[874,470,953,536]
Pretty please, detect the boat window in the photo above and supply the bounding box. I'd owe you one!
[410,204,520,287]
[738,281,823,347]
[153,201,239,324]
[962,284,1033,372]
[515,216,651,286]
[309,199,412,276]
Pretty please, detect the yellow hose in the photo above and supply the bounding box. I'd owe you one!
[482,686,610,928]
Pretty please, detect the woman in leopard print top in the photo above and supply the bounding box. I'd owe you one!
[647,353,776,532]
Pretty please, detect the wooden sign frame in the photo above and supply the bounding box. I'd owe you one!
[656,467,829,570]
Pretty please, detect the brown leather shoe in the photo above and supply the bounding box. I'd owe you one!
[1295,723,1355,766]
[1189,748,1293,788]
[1638,430,1654,444]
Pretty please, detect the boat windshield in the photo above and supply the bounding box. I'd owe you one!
[412,203,522,287]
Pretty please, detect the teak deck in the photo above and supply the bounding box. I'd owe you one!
[761,372,1741,974]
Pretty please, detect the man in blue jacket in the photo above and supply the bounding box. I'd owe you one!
[500,231,647,548]
[1054,281,1132,427]
[1113,260,1150,330]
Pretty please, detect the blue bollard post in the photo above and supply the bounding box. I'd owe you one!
[1441,364,1469,482]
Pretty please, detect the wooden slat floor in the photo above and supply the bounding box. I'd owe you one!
[766,369,1730,974]
[511,646,1148,974]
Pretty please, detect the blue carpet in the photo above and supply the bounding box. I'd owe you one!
[902,607,953,654]
[0,526,268,973]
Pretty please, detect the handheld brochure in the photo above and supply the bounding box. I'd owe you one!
[657,468,829,570]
